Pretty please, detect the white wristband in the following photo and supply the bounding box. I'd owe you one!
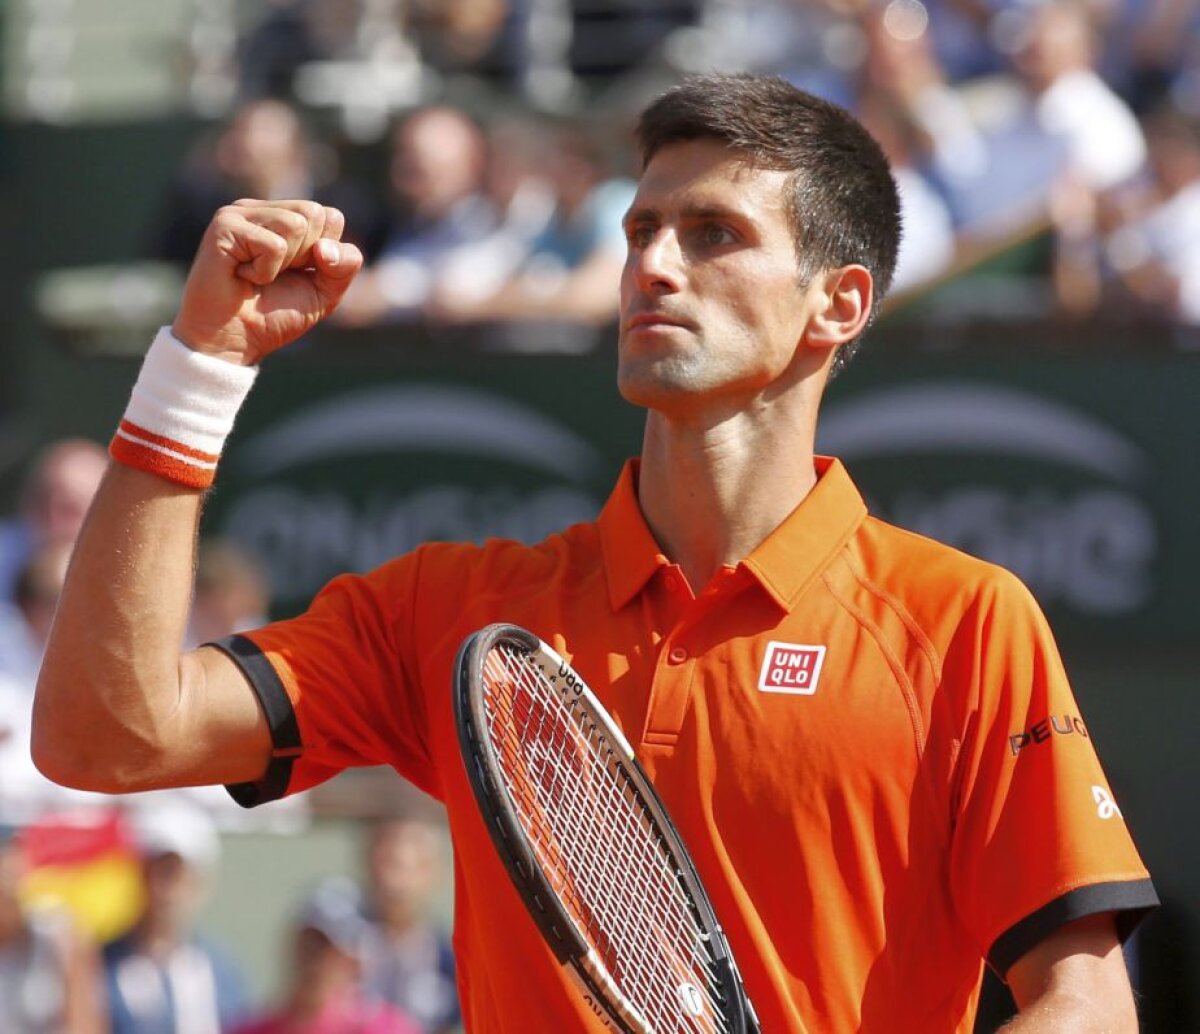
[109,327,258,488]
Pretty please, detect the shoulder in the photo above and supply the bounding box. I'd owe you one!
[855,514,1032,606]
[842,514,1045,654]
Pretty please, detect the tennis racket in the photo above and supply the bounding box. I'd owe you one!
[454,622,761,1034]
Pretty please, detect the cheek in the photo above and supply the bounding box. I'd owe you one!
[618,260,642,310]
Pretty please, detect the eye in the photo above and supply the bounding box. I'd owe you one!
[699,223,735,247]
[625,224,654,249]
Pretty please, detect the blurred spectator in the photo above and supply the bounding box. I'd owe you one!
[357,816,459,1034]
[727,0,871,108]
[0,541,72,688]
[0,439,106,604]
[0,439,105,691]
[427,119,635,339]
[856,3,1011,232]
[569,0,703,89]
[0,827,106,1034]
[103,803,249,1034]
[1010,1,1148,192]
[151,98,384,267]
[233,877,421,1034]
[235,0,328,101]
[855,30,958,296]
[440,114,559,295]
[858,1,1145,239]
[1104,0,1200,112]
[336,105,494,325]
[187,539,271,651]
[1052,103,1200,324]
[406,0,511,79]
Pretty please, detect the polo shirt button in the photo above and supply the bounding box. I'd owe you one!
[668,646,688,664]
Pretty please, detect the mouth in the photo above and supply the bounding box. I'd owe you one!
[623,313,690,333]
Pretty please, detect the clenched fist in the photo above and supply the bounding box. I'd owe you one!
[172,199,364,366]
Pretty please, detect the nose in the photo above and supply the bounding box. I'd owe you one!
[629,228,683,295]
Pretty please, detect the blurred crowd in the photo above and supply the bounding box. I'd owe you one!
[0,441,462,1033]
[139,0,1200,338]
[4,0,1200,1030]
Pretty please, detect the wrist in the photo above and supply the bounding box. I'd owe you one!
[109,326,259,489]
[170,320,259,368]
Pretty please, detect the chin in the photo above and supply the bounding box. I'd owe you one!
[617,362,702,412]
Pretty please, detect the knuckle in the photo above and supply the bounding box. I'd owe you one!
[296,199,324,223]
[282,210,308,235]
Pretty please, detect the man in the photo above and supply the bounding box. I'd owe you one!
[0,826,106,1034]
[0,437,106,604]
[103,804,248,1034]
[233,876,422,1034]
[335,104,494,324]
[33,74,1155,1031]
[358,816,460,1034]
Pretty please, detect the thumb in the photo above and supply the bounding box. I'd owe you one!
[312,239,364,312]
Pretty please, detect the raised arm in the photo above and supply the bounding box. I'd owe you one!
[32,199,363,793]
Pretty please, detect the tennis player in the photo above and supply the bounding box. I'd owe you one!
[34,74,1156,1031]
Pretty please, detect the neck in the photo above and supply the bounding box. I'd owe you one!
[637,397,819,592]
[133,915,185,958]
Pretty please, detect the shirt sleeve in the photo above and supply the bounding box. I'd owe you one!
[946,569,1158,976]
[212,551,436,807]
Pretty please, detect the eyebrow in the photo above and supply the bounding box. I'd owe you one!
[622,201,750,230]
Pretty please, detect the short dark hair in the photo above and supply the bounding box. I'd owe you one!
[636,73,901,374]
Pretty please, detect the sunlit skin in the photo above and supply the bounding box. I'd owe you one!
[616,137,872,590]
[618,139,833,420]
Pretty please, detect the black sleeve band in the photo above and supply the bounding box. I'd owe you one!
[989,878,1160,977]
[210,633,302,808]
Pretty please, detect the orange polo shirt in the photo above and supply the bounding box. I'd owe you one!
[219,457,1156,1033]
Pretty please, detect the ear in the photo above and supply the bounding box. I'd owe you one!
[804,265,874,349]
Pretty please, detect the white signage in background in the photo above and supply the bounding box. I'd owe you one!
[221,385,606,601]
[818,382,1158,616]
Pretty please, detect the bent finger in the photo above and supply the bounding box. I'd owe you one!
[229,222,292,286]
[312,240,365,312]
[235,198,340,267]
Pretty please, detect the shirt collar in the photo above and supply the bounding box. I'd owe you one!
[599,459,668,611]
[740,456,867,610]
[598,456,867,612]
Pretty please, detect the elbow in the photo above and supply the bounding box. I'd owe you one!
[32,728,157,795]
[31,681,164,794]
[30,716,123,794]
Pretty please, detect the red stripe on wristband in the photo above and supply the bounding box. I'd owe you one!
[109,424,219,490]
[116,419,221,465]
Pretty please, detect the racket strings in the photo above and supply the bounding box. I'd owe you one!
[490,682,720,1034]
[482,647,732,1034]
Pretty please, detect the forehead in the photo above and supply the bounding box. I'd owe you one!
[631,139,792,222]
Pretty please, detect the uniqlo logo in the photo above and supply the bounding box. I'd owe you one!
[758,641,826,696]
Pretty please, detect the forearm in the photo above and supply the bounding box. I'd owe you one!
[1003,915,1138,1034]
[999,990,1135,1033]
[33,462,205,791]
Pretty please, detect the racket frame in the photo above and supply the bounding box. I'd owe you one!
[454,622,759,1034]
